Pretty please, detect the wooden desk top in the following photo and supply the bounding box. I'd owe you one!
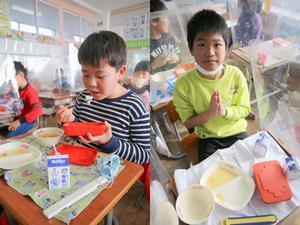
[0,160,144,225]
[231,40,300,72]
[151,101,169,112]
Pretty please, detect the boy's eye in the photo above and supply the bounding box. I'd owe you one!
[198,43,205,47]
[83,73,89,78]
[96,75,105,79]
[215,43,223,47]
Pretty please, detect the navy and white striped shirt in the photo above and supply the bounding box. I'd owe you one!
[73,90,150,164]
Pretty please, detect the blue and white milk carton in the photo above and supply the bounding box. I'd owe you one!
[284,156,300,180]
[47,154,70,190]
[254,132,270,158]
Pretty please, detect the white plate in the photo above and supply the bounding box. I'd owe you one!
[200,161,255,211]
[0,142,42,170]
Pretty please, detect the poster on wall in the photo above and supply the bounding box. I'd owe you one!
[124,13,149,40]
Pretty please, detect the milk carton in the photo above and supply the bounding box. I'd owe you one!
[254,132,270,158]
[47,154,70,190]
[284,156,300,180]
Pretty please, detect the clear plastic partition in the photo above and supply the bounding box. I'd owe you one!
[228,0,264,48]
[249,1,300,156]
[150,9,194,106]
[0,38,66,93]
[171,0,230,35]
[0,55,23,119]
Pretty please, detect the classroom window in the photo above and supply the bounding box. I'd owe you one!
[19,23,36,33]
[37,1,59,37]
[63,11,80,41]
[10,0,36,31]
[10,21,19,30]
[81,17,95,38]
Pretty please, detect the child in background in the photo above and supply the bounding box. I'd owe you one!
[56,31,150,165]
[0,61,43,138]
[173,10,251,162]
[123,61,150,112]
[235,0,263,46]
[150,0,180,74]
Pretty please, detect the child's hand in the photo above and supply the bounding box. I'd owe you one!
[167,53,179,64]
[5,119,21,131]
[151,55,168,70]
[79,121,113,145]
[214,90,227,116]
[208,90,227,117]
[216,91,227,117]
[207,90,219,117]
[55,105,75,123]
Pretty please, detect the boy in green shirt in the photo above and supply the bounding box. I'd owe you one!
[173,9,251,162]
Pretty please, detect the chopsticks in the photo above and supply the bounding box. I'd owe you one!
[51,104,76,116]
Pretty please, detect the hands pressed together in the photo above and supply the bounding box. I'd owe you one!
[208,90,227,118]
[55,105,112,145]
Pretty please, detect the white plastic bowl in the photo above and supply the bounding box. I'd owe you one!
[33,127,64,147]
[176,185,214,225]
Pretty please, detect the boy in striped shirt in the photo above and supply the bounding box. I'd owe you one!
[56,31,150,165]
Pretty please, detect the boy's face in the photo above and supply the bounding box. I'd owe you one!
[151,16,170,34]
[81,61,126,100]
[190,31,226,72]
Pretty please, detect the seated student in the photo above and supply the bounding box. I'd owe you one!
[235,0,263,46]
[52,68,71,95]
[150,0,180,74]
[56,31,150,165]
[0,61,43,138]
[123,61,150,112]
[173,10,251,162]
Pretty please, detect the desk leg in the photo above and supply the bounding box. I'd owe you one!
[103,210,119,225]
[5,211,17,225]
[104,210,113,225]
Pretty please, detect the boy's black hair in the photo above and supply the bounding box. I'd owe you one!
[134,61,150,73]
[187,9,229,49]
[78,30,127,70]
[14,61,27,78]
[150,0,167,13]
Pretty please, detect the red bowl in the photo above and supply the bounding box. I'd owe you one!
[63,122,107,137]
[49,144,98,166]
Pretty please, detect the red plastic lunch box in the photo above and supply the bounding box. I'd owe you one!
[49,144,98,166]
[63,122,107,137]
[253,160,292,203]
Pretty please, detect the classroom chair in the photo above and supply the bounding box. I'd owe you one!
[166,100,199,165]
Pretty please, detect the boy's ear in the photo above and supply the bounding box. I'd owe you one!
[117,65,127,80]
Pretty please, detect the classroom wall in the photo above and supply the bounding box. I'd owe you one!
[110,2,149,34]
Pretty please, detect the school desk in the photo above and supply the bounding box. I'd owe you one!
[0,135,144,225]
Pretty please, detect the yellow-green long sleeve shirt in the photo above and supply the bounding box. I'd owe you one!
[173,64,251,139]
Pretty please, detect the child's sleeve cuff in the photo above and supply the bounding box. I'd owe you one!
[101,136,120,153]
[225,107,233,119]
